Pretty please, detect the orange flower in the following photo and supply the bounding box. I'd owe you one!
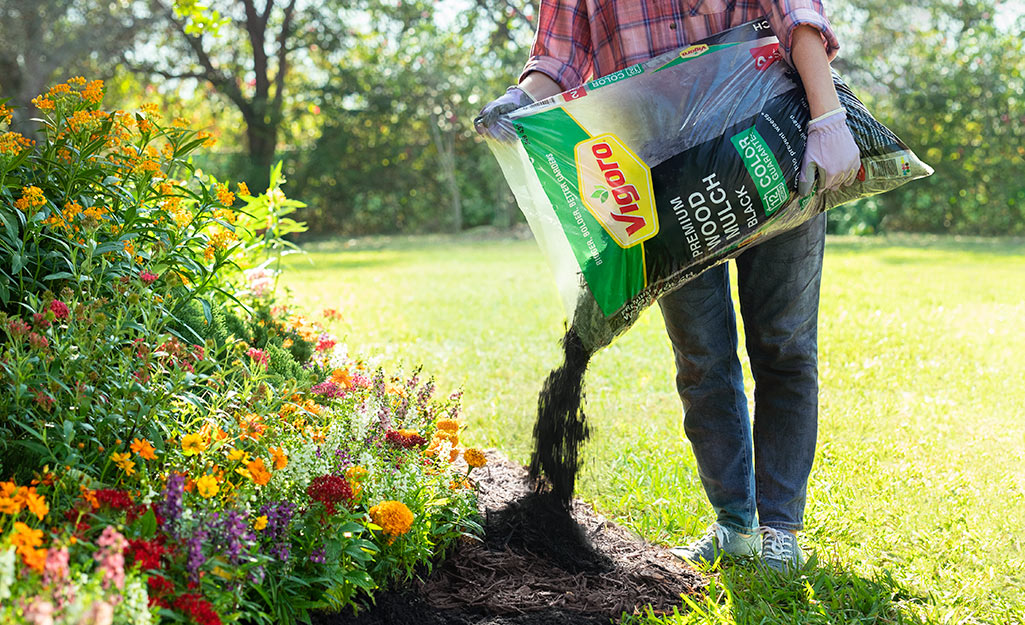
[463,448,487,469]
[24,491,49,521]
[435,419,460,434]
[237,181,250,196]
[246,458,271,486]
[368,501,414,537]
[130,438,157,460]
[269,447,288,471]
[10,522,43,549]
[330,368,353,389]
[20,546,47,572]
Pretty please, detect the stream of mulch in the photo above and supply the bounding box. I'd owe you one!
[313,450,705,625]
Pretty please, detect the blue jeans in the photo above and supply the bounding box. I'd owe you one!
[657,214,825,534]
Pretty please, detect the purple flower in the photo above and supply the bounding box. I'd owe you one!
[217,509,250,564]
[309,547,327,564]
[187,528,208,582]
[258,501,296,562]
[157,474,185,536]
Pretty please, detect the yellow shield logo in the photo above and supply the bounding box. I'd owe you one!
[575,134,658,248]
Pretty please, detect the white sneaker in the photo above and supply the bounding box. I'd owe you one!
[670,522,761,566]
[759,526,805,572]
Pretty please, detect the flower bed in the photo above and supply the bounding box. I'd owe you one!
[0,82,483,624]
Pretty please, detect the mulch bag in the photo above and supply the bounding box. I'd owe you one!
[486,19,932,354]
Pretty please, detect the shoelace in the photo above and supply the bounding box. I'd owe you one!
[760,526,791,559]
[688,522,729,553]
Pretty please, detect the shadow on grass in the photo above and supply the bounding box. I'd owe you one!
[623,555,934,625]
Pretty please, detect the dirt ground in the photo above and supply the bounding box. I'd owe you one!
[313,450,705,625]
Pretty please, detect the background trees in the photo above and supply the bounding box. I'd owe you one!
[0,0,1020,236]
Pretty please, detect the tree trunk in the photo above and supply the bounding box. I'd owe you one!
[244,113,277,192]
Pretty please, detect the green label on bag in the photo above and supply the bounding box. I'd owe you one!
[730,126,790,215]
[516,107,647,317]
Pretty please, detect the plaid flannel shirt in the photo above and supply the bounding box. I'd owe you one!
[521,0,839,90]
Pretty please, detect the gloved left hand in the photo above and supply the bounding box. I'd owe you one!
[798,108,862,196]
[473,86,534,143]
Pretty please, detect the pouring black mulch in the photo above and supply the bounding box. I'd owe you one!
[315,451,705,625]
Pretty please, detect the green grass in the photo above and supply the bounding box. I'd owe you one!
[281,233,1025,625]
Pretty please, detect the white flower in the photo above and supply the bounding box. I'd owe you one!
[0,547,15,602]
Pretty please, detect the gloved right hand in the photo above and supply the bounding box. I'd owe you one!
[798,108,862,196]
[473,86,534,143]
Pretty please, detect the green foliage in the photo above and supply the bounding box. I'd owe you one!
[831,0,1025,235]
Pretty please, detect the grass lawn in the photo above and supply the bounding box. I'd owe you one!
[281,233,1025,625]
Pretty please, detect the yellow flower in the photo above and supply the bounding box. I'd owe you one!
[111,452,136,476]
[195,474,219,498]
[368,500,414,537]
[463,448,487,469]
[237,182,250,196]
[253,515,268,531]
[14,186,46,215]
[269,447,288,471]
[227,448,250,463]
[131,438,157,460]
[215,185,235,207]
[181,432,208,456]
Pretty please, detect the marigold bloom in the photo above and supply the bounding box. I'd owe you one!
[435,418,460,434]
[226,448,249,463]
[195,474,219,499]
[368,501,414,537]
[181,433,208,456]
[463,448,487,469]
[131,438,157,460]
[253,515,268,531]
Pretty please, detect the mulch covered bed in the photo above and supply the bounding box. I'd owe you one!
[315,450,705,625]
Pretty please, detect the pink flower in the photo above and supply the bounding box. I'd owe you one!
[28,332,49,350]
[244,268,275,298]
[43,547,70,585]
[140,271,159,285]
[94,526,128,590]
[315,334,336,352]
[247,348,269,368]
[6,318,30,338]
[47,300,70,320]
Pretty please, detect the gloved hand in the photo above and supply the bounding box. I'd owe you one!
[473,86,534,143]
[798,108,862,196]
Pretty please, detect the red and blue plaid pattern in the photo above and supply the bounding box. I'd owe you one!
[521,0,839,89]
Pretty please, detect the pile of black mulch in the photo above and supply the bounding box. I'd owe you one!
[312,451,705,625]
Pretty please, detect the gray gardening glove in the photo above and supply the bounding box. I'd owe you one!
[798,108,862,196]
[473,86,534,143]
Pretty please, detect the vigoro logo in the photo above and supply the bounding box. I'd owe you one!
[575,134,658,248]
[680,44,709,60]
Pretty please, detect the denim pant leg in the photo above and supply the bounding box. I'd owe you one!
[658,264,757,534]
[735,213,825,531]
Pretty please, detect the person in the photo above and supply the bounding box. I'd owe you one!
[474,1,860,572]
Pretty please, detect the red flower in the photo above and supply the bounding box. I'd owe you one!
[28,332,49,349]
[94,489,134,510]
[306,475,354,515]
[48,300,70,320]
[140,271,159,285]
[128,538,166,570]
[173,593,222,625]
[386,429,427,449]
[6,318,30,337]
[246,348,268,368]
[32,313,51,329]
